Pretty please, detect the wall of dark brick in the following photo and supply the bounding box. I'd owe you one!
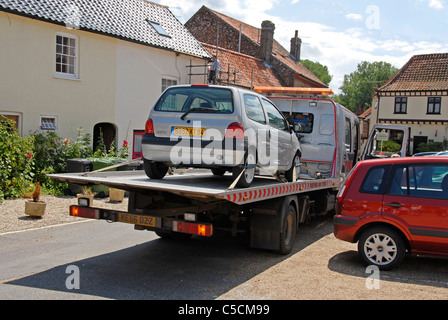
[185,7,259,58]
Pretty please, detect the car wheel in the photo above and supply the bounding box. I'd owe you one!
[144,159,168,179]
[277,205,297,255]
[358,227,406,270]
[285,152,301,182]
[232,150,256,188]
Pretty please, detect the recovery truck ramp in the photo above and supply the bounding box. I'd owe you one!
[49,171,341,254]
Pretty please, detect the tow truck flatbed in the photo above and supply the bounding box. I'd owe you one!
[49,171,341,205]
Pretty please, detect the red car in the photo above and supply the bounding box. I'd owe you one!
[334,157,448,270]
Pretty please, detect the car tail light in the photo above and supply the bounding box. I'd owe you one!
[337,164,359,203]
[145,118,154,134]
[225,122,245,140]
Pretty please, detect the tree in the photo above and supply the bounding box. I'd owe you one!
[337,61,398,112]
[301,59,333,87]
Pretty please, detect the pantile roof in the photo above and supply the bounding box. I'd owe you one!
[0,0,210,58]
[379,53,448,92]
[201,43,282,88]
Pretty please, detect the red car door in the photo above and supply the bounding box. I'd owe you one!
[382,163,448,255]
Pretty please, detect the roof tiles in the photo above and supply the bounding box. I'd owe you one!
[379,53,448,92]
[0,0,210,58]
[202,43,282,88]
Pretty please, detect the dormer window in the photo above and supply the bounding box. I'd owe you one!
[146,19,170,37]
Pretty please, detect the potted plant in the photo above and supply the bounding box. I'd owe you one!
[77,185,95,206]
[109,188,125,202]
[24,182,47,218]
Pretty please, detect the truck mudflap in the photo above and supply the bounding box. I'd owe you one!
[69,205,213,237]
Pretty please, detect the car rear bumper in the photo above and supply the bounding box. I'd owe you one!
[333,215,359,243]
[142,134,247,167]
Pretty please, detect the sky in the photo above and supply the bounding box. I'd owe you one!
[153,0,448,92]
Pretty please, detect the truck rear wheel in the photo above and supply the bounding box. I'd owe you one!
[144,159,168,179]
[278,205,297,255]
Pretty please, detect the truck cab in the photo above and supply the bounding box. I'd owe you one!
[254,87,360,179]
[361,124,410,160]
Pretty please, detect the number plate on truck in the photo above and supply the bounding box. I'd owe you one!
[118,212,156,227]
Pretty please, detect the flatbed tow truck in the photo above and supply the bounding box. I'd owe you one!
[49,166,342,255]
[49,86,353,255]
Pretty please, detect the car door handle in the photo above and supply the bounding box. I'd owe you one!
[385,203,403,209]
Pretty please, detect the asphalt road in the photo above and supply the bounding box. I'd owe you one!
[1,216,447,300]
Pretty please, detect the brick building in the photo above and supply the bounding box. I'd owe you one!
[185,6,326,89]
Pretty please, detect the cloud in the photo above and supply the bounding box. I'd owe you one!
[419,0,445,9]
[345,13,363,21]
[158,0,448,91]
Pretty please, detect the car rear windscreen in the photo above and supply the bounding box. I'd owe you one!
[154,87,233,113]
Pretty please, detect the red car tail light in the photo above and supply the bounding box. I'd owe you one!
[145,118,154,134]
[225,122,245,140]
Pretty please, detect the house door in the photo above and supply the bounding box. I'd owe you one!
[93,123,117,153]
[413,136,428,154]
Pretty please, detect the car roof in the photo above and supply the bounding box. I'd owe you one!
[359,157,448,167]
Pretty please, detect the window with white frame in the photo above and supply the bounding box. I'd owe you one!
[55,33,78,78]
[161,78,178,92]
[40,116,57,131]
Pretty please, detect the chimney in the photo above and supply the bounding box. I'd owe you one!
[290,30,302,61]
[259,20,275,63]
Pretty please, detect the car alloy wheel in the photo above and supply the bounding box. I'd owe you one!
[358,227,406,270]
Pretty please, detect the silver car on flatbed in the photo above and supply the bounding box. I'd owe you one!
[142,85,302,187]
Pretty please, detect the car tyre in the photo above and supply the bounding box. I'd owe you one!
[144,159,168,179]
[285,152,301,182]
[358,226,406,270]
[232,149,256,188]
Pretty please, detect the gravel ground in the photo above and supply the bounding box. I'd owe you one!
[0,195,128,234]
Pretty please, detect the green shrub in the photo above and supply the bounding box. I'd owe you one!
[0,116,34,202]
[30,128,93,194]
[380,140,401,153]
[417,141,443,152]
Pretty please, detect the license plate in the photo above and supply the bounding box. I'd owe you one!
[172,126,205,137]
[118,212,156,227]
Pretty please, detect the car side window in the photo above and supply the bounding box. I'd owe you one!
[360,165,390,194]
[261,99,288,131]
[387,166,407,196]
[244,94,266,124]
[388,164,448,199]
